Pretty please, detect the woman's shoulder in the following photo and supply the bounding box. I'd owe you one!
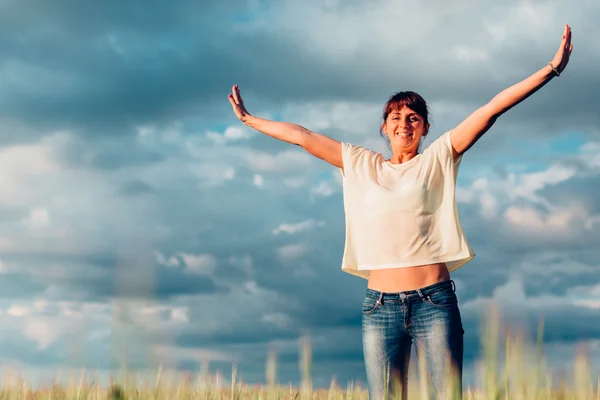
[340,142,384,175]
[342,141,384,160]
[423,130,453,156]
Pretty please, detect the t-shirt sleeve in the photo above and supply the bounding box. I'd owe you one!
[425,130,463,179]
[339,142,378,179]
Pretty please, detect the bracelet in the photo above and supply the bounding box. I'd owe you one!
[547,62,560,77]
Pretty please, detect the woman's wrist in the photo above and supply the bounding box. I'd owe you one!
[547,61,560,77]
[242,114,256,126]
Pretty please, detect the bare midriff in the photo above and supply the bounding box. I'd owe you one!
[367,262,450,292]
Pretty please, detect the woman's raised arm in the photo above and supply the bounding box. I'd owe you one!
[450,24,573,158]
[228,85,343,169]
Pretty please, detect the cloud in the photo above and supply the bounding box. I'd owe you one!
[6,305,30,317]
[253,174,264,187]
[276,243,308,263]
[206,125,254,145]
[503,204,588,233]
[244,149,313,174]
[20,207,50,229]
[179,253,217,275]
[272,219,325,235]
[23,319,60,350]
[226,255,254,277]
[309,181,336,199]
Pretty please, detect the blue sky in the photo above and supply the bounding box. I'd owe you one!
[0,0,599,390]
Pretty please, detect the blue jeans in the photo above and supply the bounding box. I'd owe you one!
[362,279,464,399]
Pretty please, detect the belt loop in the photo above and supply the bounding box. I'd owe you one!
[451,280,456,292]
[416,288,426,302]
[376,292,384,306]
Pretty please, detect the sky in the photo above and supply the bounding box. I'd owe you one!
[0,0,599,391]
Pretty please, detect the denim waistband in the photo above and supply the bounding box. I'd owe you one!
[365,279,455,302]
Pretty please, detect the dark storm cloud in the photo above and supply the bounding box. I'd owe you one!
[0,0,250,134]
[539,173,600,213]
[542,306,600,342]
[2,0,597,143]
[177,325,299,348]
[1,252,224,302]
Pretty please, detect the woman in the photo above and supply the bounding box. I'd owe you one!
[228,25,573,399]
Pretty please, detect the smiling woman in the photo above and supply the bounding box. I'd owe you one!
[227,24,573,400]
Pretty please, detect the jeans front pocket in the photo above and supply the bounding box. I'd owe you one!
[362,299,382,315]
[426,290,458,308]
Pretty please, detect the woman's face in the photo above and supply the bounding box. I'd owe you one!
[382,105,429,152]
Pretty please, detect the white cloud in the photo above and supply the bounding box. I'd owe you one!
[276,243,307,263]
[0,138,60,176]
[462,277,565,316]
[6,305,30,317]
[255,0,443,65]
[179,253,217,275]
[170,307,189,323]
[516,253,596,277]
[23,318,60,350]
[310,181,336,199]
[244,280,259,294]
[567,283,600,310]
[453,46,489,63]
[504,204,588,233]
[272,219,326,235]
[33,299,48,311]
[61,307,83,318]
[511,165,577,207]
[253,174,264,187]
[155,252,180,268]
[205,125,254,145]
[280,101,379,141]
[189,163,236,186]
[581,141,600,169]
[0,135,62,208]
[223,125,253,141]
[479,192,498,219]
[455,158,590,226]
[21,207,49,228]
[572,299,600,310]
[456,186,476,204]
[244,149,312,173]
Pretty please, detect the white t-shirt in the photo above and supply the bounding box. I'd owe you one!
[339,130,475,280]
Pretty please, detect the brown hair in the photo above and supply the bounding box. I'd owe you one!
[379,91,430,149]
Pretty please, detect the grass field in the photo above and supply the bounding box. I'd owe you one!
[0,310,598,399]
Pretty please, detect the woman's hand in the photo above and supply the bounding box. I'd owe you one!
[550,24,573,75]
[228,84,251,123]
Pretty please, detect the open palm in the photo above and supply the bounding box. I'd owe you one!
[228,84,251,122]
[551,24,573,74]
